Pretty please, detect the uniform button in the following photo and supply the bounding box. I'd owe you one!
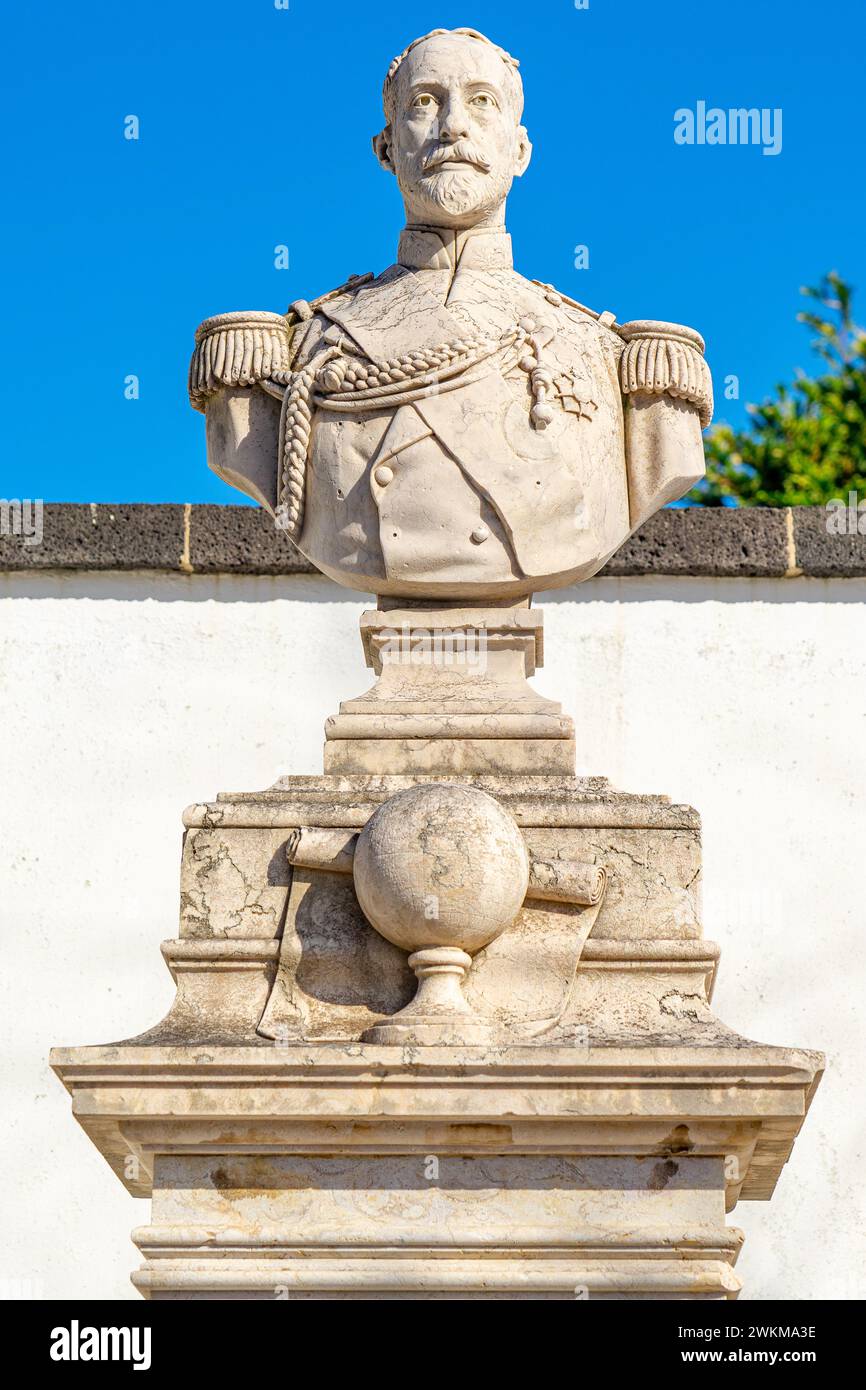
[470,523,490,544]
[374,464,394,486]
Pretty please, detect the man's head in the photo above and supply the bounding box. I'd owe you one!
[374,28,532,230]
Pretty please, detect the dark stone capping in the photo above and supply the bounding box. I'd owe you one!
[188,504,311,575]
[791,506,866,578]
[604,506,791,577]
[0,503,186,571]
[1,503,865,578]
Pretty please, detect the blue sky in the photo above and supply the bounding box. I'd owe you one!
[3,0,864,503]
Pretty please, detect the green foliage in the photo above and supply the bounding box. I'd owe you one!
[690,273,866,506]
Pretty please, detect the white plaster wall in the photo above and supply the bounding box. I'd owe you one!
[1,570,863,1301]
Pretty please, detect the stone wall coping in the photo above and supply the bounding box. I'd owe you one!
[1,503,864,578]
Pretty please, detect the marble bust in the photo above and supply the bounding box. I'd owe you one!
[189,27,711,600]
[53,33,822,1306]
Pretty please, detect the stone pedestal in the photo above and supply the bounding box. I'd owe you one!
[51,749,823,1299]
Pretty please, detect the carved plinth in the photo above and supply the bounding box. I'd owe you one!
[323,607,575,775]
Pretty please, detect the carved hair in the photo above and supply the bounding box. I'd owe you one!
[382,28,524,124]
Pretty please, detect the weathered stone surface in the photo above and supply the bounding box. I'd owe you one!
[50,1041,823,1297]
[791,504,866,577]
[325,735,577,774]
[179,825,291,940]
[188,503,309,575]
[154,765,709,1054]
[524,826,701,940]
[137,1149,738,1299]
[325,605,577,773]
[604,506,789,577]
[0,503,185,570]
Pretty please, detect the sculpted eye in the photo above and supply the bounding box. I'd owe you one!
[412,93,437,109]
[471,92,498,109]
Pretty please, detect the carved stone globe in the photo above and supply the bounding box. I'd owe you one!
[353,783,529,956]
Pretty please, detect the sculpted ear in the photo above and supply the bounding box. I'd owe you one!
[514,125,533,178]
[373,127,395,174]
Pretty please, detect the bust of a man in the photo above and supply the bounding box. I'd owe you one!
[189,27,710,601]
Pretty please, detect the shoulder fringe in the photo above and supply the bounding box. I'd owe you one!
[618,320,713,429]
[189,311,293,413]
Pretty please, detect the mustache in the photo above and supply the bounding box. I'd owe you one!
[421,142,491,174]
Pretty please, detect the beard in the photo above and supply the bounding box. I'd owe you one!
[396,145,514,224]
[399,165,514,223]
[416,166,489,216]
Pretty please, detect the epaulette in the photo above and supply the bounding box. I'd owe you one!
[617,320,712,429]
[531,280,618,330]
[287,273,374,324]
[188,310,294,413]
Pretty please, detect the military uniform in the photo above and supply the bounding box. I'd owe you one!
[190,226,711,599]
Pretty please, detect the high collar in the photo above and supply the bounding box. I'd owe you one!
[397,224,513,274]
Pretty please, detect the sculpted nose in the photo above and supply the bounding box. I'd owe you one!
[438,99,471,142]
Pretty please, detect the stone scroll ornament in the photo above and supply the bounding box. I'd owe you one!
[258,808,609,1045]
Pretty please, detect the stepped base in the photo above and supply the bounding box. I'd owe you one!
[50,1041,821,1301]
[324,606,576,774]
